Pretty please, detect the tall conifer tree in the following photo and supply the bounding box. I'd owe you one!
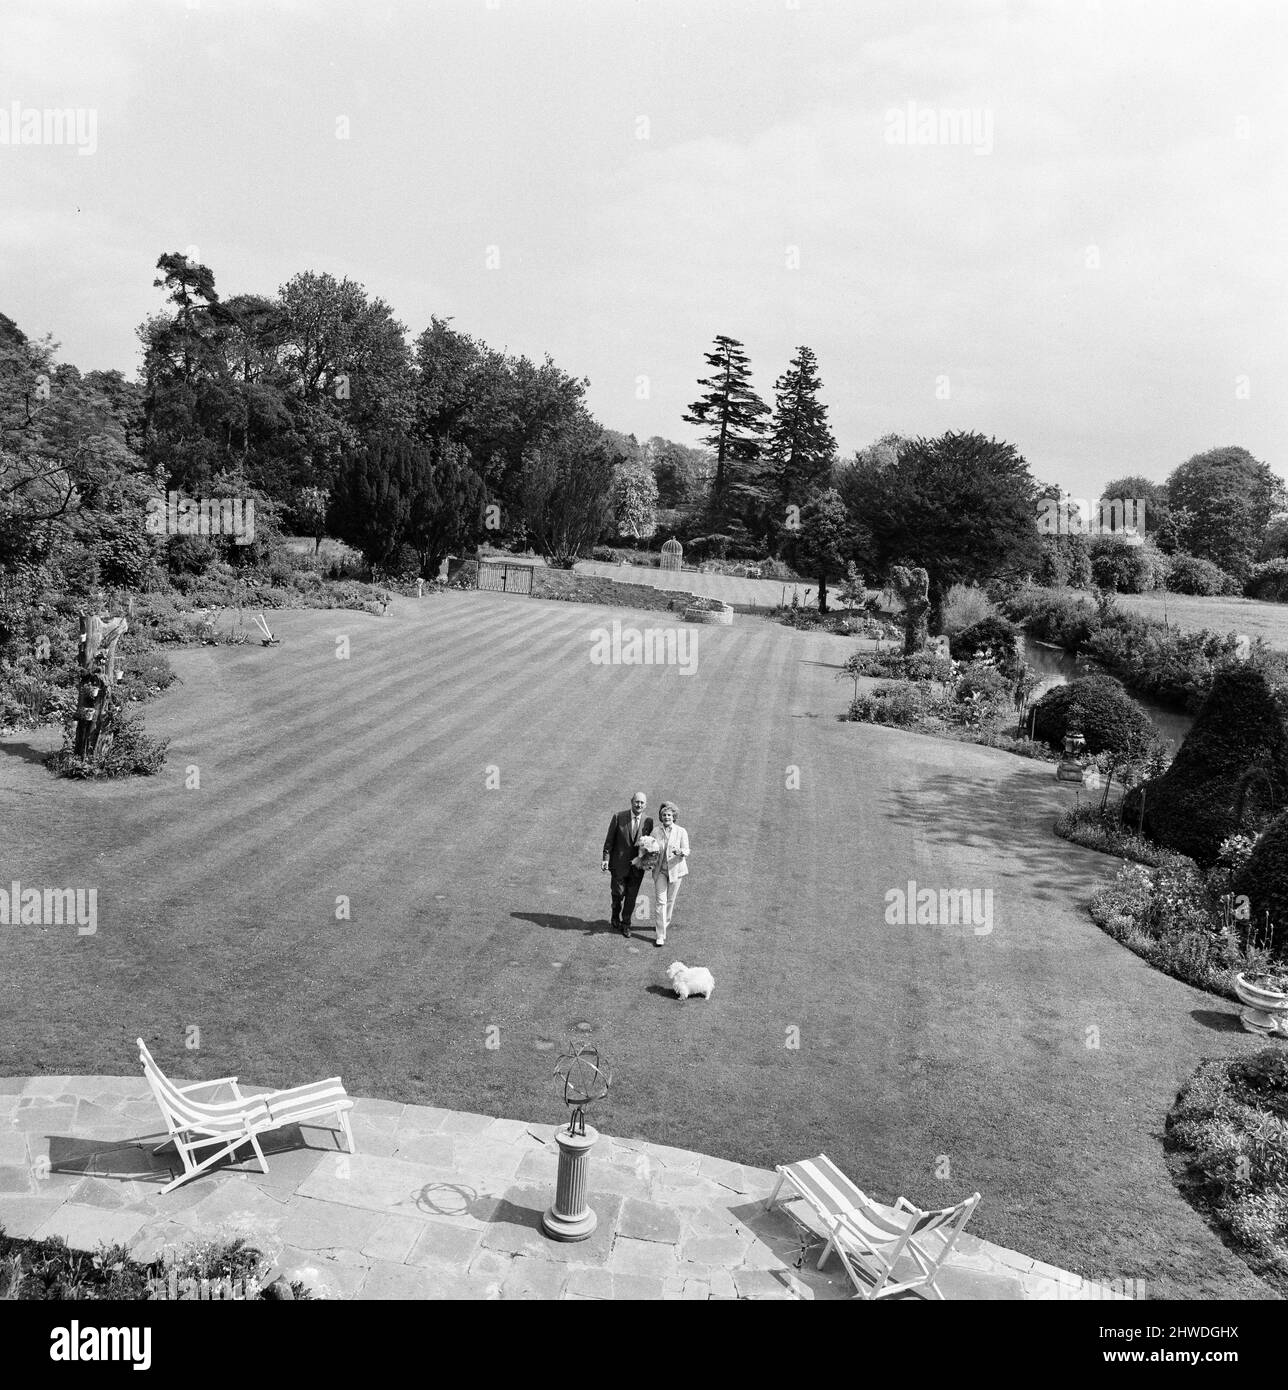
[682,335,769,528]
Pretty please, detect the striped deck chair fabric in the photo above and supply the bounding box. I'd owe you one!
[767,1153,980,1299]
[138,1039,354,1194]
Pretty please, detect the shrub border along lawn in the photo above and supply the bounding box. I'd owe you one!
[0,1227,307,1300]
[1064,803,1282,1003]
[1165,1050,1288,1296]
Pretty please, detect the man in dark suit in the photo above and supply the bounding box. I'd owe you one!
[601,792,653,936]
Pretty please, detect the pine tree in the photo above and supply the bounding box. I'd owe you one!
[682,335,769,528]
[768,345,837,511]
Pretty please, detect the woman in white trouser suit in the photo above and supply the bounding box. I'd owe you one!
[651,801,689,947]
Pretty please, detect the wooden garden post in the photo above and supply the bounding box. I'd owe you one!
[73,613,128,760]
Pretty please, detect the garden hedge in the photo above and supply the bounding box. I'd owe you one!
[1125,666,1288,866]
[1233,810,1288,959]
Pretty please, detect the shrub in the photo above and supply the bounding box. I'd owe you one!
[1087,855,1243,997]
[841,651,953,683]
[1234,810,1288,960]
[948,660,1012,723]
[1125,666,1288,866]
[0,1227,310,1300]
[687,534,734,561]
[939,583,993,638]
[392,543,422,579]
[1089,535,1159,593]
[1035,537,1069,588]
[1082,617,1239,713]
[1165,553,1236,596]
[165,535,216,577]
[115,632,177,703]
[950,615,1021,674]
[1001,585,1100,651]
[1167,1053,1288,1291]
[1056,802,1188,867]
[1246,559,1288,603]
[45,707,169,779]
[1031,673,1154,759]
[847,683,928,727]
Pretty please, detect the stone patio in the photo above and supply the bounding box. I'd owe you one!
[0,1075,1131,1300]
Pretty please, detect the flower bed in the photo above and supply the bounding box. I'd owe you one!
[0,1228,308,1300]
[1085,831,1282,999]
[1166,1050,1288,1294]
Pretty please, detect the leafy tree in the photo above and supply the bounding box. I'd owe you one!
[1260,514,1288,561]
[1166,447,1285,579]
[326,437,421,573]
[767,345,837,518]
[406,438,486,576]
[518,414,617,567]
[292,485,330,554]
[1099,474,1170,536]
[277,270,413,479]
[851,433,906,472]
[789,488,854,612]
[2,315,158,576]
[412,316,586,524]
[139,253,239,493]
[837,431,1041,608]
[612,460,658,541]
[682,335,770,529]
[645,436,710,509]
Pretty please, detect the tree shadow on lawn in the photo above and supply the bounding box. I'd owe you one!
[511,911,609,935]
[881,760,1108,909]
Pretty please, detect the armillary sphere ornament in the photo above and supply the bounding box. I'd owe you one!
[543,1041,612,1242]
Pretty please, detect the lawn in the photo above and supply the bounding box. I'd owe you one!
[0,590,1276,1298]
[1114,591,1288,650]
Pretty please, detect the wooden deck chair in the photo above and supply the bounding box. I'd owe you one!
[767,1153,980,1300]
[138,1039,354,1194]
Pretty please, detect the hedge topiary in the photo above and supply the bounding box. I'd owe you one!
[1233,811,1288,959]
[950,614,1021,673]
[1124,666,1288,866]
[1031,673,1154,759]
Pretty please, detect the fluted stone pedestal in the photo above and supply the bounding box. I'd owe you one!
[542,1123,599,1241]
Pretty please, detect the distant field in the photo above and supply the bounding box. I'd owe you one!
[1112,592,1288,650]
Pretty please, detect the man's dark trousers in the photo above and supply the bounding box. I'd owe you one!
[603,810,653,928]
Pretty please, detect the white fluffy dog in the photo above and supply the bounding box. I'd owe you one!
[667,961,714,1000]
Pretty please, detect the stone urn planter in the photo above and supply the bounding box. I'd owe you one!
[683,600,734,625]
[1233,972,1288,1037]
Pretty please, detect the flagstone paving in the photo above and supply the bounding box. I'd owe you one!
[0,1075,1132,1300]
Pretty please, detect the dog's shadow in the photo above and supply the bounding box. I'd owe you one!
[646,984,678,999]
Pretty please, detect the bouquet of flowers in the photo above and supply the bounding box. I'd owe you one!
[632,834,663,872]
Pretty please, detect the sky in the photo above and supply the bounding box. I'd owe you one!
[2,0,1284,500]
